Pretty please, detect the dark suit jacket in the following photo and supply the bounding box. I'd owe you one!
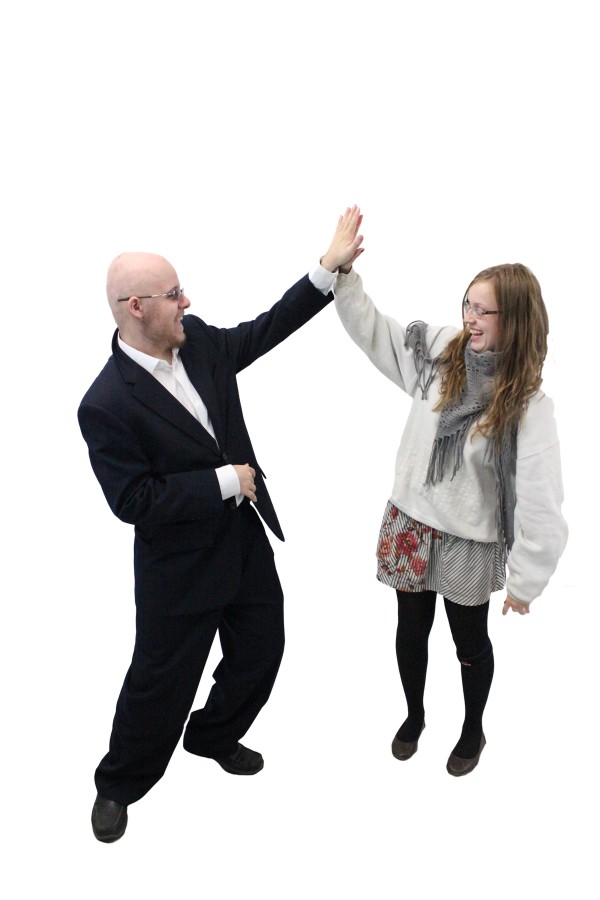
[78,274,332,615]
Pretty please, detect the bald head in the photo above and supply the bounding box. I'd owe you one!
[106,252,178,321]
[105,252,189,361]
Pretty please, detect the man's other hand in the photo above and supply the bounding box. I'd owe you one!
[233,464,257,502]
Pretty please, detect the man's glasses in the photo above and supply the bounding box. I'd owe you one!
[117,287,185,302]
[462,298,499,319]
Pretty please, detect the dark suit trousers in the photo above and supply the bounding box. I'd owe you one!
[95,503,284,806]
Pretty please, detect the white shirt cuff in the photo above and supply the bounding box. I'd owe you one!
[216,464,242,502]
[309,264,337,295]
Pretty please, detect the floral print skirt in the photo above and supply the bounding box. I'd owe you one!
[376,501,506,606]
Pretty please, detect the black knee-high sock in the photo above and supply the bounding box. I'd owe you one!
[444,598,494,759]
[451,641,494,758]
[395,591,436,742]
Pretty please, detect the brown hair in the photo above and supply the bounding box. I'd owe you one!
[435,263,549,438]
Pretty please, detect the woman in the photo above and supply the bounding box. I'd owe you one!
[320,207,567,776]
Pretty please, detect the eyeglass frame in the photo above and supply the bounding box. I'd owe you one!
[116,286,185,302]
[462,297,500,319]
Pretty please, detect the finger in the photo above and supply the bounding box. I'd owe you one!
[340,205,358,231]
[337,210,352,235]
[348,247,365,265]
[502,602,508,615]
[346,205,360,231]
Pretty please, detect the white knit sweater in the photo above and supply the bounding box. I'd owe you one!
[334,270,568,604]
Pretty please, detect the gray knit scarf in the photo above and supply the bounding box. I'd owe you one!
[405,321,517,552]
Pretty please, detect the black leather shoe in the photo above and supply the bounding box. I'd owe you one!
[214,743,264,775]
[91,793,128,843]
[391,722,425,761]
[446,734,486,777]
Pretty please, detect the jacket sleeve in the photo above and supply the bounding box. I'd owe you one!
[506,394,568,603]
[78,402,225,528]
[333,270,456,395]
[207,274,333,373]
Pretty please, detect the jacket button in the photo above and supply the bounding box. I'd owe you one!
[222,452,229,462]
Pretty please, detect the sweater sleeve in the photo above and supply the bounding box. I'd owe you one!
[333,270,456,395]
[506,393,568,604]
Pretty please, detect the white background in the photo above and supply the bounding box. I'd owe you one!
[2,1,597,897]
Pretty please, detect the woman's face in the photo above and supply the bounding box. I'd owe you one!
[463,280,500,353]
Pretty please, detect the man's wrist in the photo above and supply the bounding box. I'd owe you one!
[310,264,337,294]
[319,254,338,273]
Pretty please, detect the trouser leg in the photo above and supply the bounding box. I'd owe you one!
[395,590,437,742]
[183,505,285,758]
[444,597,494,758]
[95,608,223,806]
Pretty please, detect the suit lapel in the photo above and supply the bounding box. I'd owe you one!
[179,340,225,448]
[112,334,221,452]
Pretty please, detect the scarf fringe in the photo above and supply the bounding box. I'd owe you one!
[492,425,518,552]
[405,321,441,400]
[426,420,472,485]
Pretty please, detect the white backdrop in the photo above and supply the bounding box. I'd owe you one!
[2,1,597,897]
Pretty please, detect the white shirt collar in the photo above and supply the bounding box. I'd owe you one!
[118,334,180,372]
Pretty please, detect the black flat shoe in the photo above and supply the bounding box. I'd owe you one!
[446,734,486,777]
[391,722,425,761]
[91,793,128,843]
[214,743,264,775]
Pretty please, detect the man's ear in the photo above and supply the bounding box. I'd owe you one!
[127,296,144,319]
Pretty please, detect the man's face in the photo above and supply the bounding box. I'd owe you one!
[138,282,190,358]
[124,255,191,359]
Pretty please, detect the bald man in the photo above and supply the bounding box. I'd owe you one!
[78,210,364,842]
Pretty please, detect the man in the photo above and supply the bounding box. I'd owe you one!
[78,207,363,842]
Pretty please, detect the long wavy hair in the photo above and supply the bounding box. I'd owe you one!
[435,263,549,438]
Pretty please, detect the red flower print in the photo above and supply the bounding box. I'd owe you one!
[395,532,419,555]
[378,538,393,558]
[390,506,399,519]
[410,556,427,576]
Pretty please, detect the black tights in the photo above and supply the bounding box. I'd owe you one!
[395,590,494,759]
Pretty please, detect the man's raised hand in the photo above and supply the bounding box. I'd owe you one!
[321,205,364,274]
